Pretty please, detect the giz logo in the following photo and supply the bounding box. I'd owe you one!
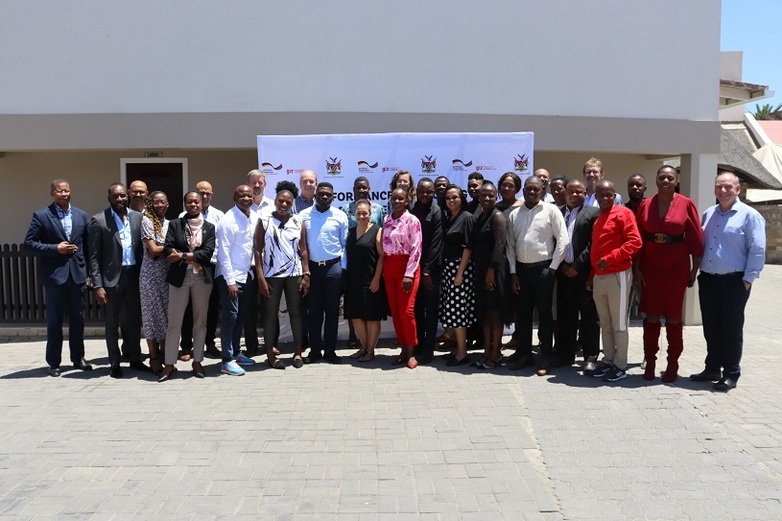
[421,155,436,173]
[513,154,529,172]
[325,157,342,175]
[382,166,400,173]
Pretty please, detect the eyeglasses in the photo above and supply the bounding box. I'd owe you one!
[445,195,461,201]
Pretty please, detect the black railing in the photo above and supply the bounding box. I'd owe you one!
[0,244,103,323]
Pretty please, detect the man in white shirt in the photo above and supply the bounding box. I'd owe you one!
[244,169,273,356]
[180,180,225,359]
[215,185,259,375]
[506,175,569,375]
[534,168,556,204]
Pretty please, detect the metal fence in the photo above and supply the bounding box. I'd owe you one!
[0,244,103,323]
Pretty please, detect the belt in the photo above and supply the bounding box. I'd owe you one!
[701,271,742,278]
[517,260,551,268]
[310,257,341,268]
[650,232,684,244]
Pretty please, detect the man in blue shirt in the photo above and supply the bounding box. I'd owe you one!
[24,179,93,376]
[691,172,766,392]
[300,182,349,364]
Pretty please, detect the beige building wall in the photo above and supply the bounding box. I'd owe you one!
[6,150,256,245]
[9,148,684,245]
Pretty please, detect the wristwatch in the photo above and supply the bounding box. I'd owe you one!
[182,252,188,260]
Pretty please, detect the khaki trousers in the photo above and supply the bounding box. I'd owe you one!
[592,268,632,370]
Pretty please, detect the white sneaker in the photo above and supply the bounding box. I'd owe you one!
[221,360,245,376]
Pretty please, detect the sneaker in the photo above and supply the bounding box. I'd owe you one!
[221,360,246,376]
[235,354,256,366]
[604,367,628,382]
[592,363,614,379]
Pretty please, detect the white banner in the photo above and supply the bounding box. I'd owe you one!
[257,132,534,206]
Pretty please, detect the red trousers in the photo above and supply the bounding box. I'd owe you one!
[383,255,419,347]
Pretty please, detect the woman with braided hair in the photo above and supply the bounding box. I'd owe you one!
[140,191,170,375]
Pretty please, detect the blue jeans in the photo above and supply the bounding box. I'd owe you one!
[217,275,254,362]
[307,261,343,357]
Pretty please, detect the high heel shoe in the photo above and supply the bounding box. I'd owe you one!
[192,362,206,379]
[158,366,176,383]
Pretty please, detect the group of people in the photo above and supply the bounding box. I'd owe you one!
[25,157,766,392]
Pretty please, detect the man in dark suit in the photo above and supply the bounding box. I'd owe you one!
[88,183,146,378]
[554,179,600,370]
[24,179,93,377]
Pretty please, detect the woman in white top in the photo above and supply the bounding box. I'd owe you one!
[254,181,311,369]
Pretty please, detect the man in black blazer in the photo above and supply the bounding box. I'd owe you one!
[555,179,601,369]
[24,179,93,377]
[88,183,146,378]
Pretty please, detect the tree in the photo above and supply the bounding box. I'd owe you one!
[752,103,782,119]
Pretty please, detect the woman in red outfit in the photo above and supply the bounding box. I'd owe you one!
[382,188,422,369]
[634,165,703,382]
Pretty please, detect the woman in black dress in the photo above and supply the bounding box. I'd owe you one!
[439,185,476,366]
[345,199,386,362]
[471,182,508,369]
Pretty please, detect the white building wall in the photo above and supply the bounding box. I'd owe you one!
[0,0,719,121]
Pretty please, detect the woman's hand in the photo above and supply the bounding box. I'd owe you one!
[485,270,496,291]
[369,278,380,293]
[454,273,463,287]
[688,267,698,288]
[258,278,271,298]
[402,276,413,293]
[299,275,310,296]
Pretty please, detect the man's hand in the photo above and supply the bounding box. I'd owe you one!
[421,273,433,291]
[597,258,608,271]
[227,284,240,300]
[511,273,520,294]
[744,280,751,291]
[95,287,108,305]
[57,242,78,255]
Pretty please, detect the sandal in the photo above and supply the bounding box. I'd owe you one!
[349,349,367,359]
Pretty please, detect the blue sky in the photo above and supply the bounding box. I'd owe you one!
[722,0,782,112]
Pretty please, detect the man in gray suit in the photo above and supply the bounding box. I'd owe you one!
[88,183,146,378]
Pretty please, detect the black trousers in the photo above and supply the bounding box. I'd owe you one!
[414,270,441,359]
[104,267,142,366]
[555,271,599,361]
[516,261,554,359]
[44,278,86,368]
[698,272,749,380]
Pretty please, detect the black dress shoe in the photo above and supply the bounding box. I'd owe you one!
[689,369,722,382]
[303,352,322,364]
[110,365,123,378]
[714,377,738,392]
[73,358,93,371]
[48,367,61,377]
[324,353,342,364]
[129,361,150,372]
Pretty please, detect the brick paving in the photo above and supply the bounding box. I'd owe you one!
[1,266,781,520]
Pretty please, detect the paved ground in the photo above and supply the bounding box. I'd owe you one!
[1,267,782,520]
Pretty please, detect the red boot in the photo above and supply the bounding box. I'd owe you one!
[662,323,683,383]
[643,320,661,381]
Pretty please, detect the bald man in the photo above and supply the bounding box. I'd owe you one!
[128,180,149,213]
[534,168,556,204]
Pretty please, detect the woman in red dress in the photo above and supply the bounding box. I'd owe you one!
[634,165,703,382]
